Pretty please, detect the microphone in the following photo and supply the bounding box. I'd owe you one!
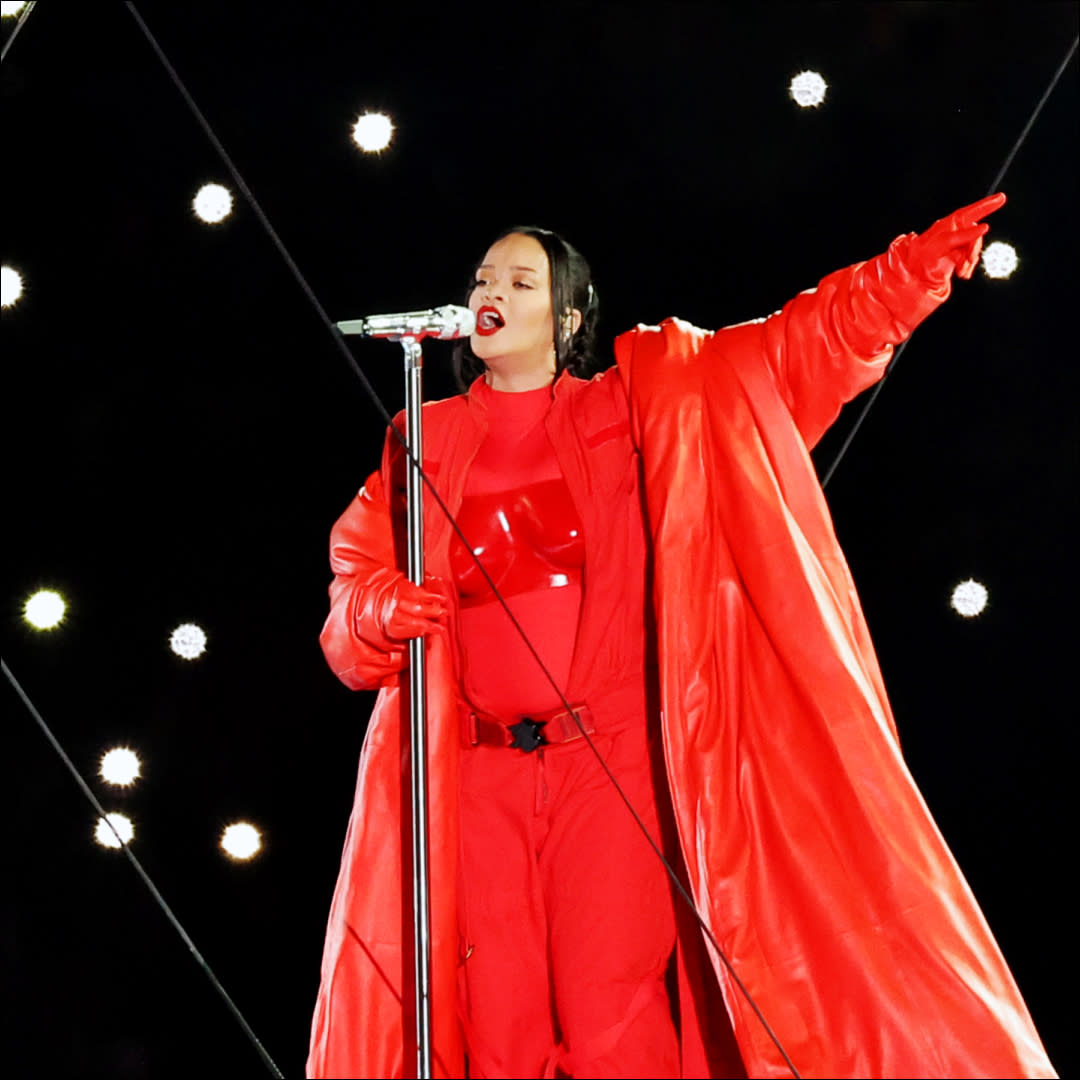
[336,304,476,341]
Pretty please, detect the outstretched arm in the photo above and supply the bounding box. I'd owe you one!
[760,193,1006,447]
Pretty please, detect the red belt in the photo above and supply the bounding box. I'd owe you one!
[461,702,596,753]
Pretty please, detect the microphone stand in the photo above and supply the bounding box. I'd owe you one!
[337,308,474,1079]
[401,335,434,1080]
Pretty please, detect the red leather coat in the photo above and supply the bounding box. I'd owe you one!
[308,232,1054,1079]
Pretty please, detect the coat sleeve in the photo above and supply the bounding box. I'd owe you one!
[757,231,955,448]
[319,457,410,691]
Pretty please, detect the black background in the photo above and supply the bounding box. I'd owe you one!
[5,4,1076,1077]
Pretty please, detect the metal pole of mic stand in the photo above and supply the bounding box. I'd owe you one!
[401,335,434,1079]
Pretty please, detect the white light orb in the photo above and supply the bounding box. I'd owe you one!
[193,183,234,224]
[790,70,828,108]
[94,812,135,849]
[351,112,394,153]
[24,589,66,629]
[980,241,1019,280]
[221,822,262,861]
[1,265,24,307]
[1,2,29,16]
[951,579,989,618]
[100,747,141,786]
[170,622,208,660]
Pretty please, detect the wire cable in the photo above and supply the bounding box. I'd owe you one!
[820,33,1079,491]
[129,0,777,1068]
[123,5,804,1073]
[4,658,285,1079]
[0,0,37,63]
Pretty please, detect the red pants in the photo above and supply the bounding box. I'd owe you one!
[457,720,680,1079]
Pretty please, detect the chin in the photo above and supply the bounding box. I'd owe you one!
[469,336,494,360]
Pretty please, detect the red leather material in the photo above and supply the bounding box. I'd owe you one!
[617,312,1053,1078]
[309,205,1054,1079]
[612,226,1051,1077]
[905,192,1006,281]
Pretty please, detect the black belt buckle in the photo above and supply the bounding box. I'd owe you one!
[508,717,548,753]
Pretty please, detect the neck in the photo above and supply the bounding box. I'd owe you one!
[484,366,556,392]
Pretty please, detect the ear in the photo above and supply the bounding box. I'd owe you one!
[570,308,583,335]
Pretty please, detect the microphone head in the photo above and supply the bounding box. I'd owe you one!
[434,305,476,339]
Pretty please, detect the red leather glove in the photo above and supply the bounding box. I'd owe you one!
[381,575,446,641]
[907,192,1006,283]
[358,569,447,644]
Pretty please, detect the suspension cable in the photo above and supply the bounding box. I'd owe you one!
[0,0,37,64]
[4,659,285,1078]
[122,5,803,1072]
[820,33,1078,491]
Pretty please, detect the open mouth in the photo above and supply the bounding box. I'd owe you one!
[475,306,505,336]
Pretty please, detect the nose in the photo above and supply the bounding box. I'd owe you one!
[482,277,505,302]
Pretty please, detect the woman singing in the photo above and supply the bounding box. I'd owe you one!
[307,195,1056,1079]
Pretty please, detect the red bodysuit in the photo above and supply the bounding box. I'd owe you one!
[450,378,679,1079]
[450,379,584,718]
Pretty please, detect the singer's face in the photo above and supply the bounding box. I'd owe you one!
[469,233,556,392]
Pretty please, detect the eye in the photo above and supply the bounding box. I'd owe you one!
[473,277,488,287]
[513,281,534,289]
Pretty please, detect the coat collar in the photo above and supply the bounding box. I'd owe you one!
[465,369,583,412]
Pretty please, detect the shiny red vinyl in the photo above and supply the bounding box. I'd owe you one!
[449,479,585,607]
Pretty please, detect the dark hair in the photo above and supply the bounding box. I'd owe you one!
[452,225,599,390]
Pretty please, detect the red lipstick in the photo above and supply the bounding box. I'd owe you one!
[475,305,505,336]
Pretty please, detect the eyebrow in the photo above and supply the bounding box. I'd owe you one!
[476,264,541,273]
